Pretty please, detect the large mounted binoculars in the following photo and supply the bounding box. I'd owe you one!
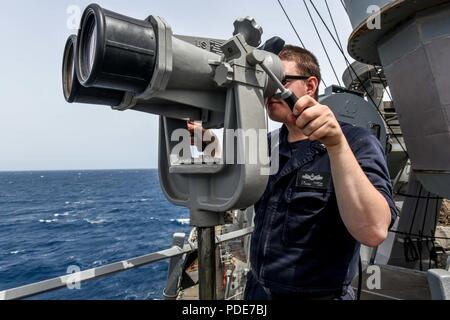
[62,3,285,226]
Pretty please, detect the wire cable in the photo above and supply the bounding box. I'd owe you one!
[276,0,328,87]
[276,0,306,48]
[389,230,450,241]
[340,0,347,13]
[395,192,442,200]
[325,0,354,83]
[303,0,342,87]
[307,0,409,156]
[404,184,423,263]
[408,184,423,235]
[420,192,432,238]
[306,2,445,270]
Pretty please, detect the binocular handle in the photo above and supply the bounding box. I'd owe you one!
[284,93,298,111]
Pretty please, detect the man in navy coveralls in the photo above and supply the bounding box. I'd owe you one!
[245,45,398,300]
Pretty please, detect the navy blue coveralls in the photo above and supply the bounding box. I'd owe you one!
[245,122,398,300]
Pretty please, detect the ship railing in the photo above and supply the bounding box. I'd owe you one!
[0,226,254,300]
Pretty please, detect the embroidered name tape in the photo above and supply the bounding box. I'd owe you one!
[296,171,331,190]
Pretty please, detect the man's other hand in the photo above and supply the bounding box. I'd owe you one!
[187,121,205,146]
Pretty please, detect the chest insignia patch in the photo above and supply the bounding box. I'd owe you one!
[296,171,330,190]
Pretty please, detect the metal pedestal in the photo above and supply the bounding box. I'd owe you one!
[197,226,217,300]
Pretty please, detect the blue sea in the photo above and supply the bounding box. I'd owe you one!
[0,170,192,300]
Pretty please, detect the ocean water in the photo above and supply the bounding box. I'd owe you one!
[0,170,192,300]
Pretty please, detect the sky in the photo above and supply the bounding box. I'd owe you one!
[0,0,354,171]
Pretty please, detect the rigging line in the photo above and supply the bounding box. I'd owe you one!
[324,0,354,83]
[419,191,431,271]
[276,0,306,48]
[433,195,440,233]
[408,184,423,235]
[303,0,342,87]
[390,229,450,241]
[424,194,439,270]
[307,0,409,156]
[276,0,328,87]
[395,192,442,200]
[309,0,405,147]
[421,192,432,238]
[404,185,424,264]
[340,0,348,14]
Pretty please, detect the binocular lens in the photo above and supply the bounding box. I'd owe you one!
[86,22,97,76]
[76,4,158,94]
[63,40,75,98]
[62,35,125,106]
[79,10,97,81]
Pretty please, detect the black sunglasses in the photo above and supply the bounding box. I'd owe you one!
[281,75,311,85]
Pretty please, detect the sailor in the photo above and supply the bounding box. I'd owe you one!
[244,45,398,300]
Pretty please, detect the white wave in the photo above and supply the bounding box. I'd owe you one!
[171,218,190,225]
[10,250,25,255]
[39,219,58,224]
[70,200,95,205]
[144,292,156,300]
[84,218,106,225]
[54,212,71,217]
[93,260,104,266]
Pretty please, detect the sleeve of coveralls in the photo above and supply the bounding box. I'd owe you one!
[349,131,399,229]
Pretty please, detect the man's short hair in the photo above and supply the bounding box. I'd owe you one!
[279,45,322,99]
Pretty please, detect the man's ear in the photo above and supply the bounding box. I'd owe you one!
[307,76,319,99]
